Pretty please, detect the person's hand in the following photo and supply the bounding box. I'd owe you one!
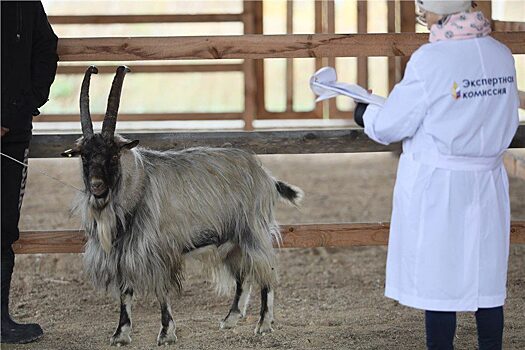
[1,127,9,138]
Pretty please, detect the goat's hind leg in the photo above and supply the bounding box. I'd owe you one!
[254,286,274,334]
[110,289,133,346]
[157,299,177,346]
[220,276,252,329]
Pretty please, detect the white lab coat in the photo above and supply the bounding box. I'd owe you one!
[363,36,520,312]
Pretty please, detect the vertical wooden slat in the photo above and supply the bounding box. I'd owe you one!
[314,0,324,118]
[399,0,415,79]
[357,0,368,89]
[330,0,352,119]
[326,0,337,118]
[387,0,397,92]
[315,0,323,65]
[286,0,294,112]
[252,0,265,120]
[242,0,256,130]
[326,0,335,36]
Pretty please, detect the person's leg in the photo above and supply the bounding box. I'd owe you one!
[475,307,504,350]
[1,140,29,247]
[425,310,457,350]
[1,139,43,344]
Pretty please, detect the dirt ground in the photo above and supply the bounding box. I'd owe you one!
[4,152,525,350]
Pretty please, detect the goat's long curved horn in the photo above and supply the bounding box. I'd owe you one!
[80,66,98,137]
[102,66,130,139]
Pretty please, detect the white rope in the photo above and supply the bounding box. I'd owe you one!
[1,152,85,193]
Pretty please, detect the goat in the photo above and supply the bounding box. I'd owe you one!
[62,66,303,346]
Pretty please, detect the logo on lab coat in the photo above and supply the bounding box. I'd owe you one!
[451,82,461,99]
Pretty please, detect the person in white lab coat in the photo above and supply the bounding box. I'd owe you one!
[353,1,520,349]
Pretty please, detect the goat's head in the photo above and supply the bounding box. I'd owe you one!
[62,66,139,199]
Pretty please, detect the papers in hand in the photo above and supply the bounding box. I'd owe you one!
[310,66,386,107]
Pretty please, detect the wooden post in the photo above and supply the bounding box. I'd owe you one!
[314,0,325,118]
[286,0,294,113]
[326,0,337,118]
[242,0,257,130]
[399,0,416,79]
[387,0,398,92]
[357,0,368,89]
[252,1,265,122]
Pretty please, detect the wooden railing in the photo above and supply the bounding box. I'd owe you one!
[14,222,525,254]
[17,125,525,253]
[55,33,525,61]
[48,14,243,24]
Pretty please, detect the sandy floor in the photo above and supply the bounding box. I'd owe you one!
[4,152,525,350]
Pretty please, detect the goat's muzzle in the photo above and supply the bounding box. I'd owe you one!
[90,177,108,198]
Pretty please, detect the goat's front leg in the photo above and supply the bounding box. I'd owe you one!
[110,289,133,346]
[254,286,274,334]
[157,300,177,346]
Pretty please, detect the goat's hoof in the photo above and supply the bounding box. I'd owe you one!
[220,311,242,329]
[254,319,273,335]
[110,333,131,346]
[157,333,177,346]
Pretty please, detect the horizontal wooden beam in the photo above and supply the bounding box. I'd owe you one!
[29,129,397,158]
[34,112,243,122]
[256,111,323,120]
[48,14,243,24]
[493,20,525,32]
[56,32,525,61]
[57,64,243,74]
[13,221,525,254]
[28,124,525,158]
[37,111,328,122]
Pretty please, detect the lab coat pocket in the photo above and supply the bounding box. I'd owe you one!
[410,166,438,295]
[394,154,427,224]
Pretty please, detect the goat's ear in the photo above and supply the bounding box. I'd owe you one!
[120,139,139,150]
[61,146,81,158]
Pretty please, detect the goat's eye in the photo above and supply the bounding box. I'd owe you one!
[112,155,119,161]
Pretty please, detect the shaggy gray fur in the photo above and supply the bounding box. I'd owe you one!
[74,143,302,299]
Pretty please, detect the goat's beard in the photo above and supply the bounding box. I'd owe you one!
[88,191,116,254]
[89,189,111,209]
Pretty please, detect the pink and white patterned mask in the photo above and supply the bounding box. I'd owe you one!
[429,11,491,43]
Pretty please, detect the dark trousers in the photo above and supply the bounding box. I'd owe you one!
[425,307,504,350]
[1,139,30,248]
[1,139,30,308]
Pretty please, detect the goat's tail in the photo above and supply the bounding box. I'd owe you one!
[275,180,303,206]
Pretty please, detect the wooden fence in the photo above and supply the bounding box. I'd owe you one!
[16,125,525,254]
[41,0,524,128]
[16,1,525,254]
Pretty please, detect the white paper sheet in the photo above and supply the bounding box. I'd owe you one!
[310,66,386,107]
